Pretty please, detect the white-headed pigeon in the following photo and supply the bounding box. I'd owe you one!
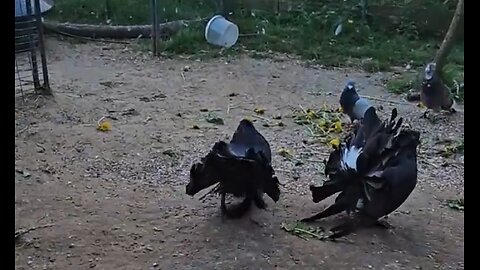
[340,80,374,122]
[421,62,457,115]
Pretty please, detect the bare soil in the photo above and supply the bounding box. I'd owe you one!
[15,39,464,270]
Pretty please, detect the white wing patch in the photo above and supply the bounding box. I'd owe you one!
[341,146,363,171]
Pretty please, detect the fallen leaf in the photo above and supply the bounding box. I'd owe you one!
[446,199,464,211]
[317,119,327,127]
[278,148,293,159]
[97,121,112,132]
[329,138,340,148]
[281,222,329,241]
[254,108,266,114]
[122,108,140,116]
[332,121,343,133]
[16,169,31,178]
[334,23,343,36]
[205,113,224,125]
[162,150,176,157]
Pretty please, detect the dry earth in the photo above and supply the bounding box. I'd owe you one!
[15,39,464,270]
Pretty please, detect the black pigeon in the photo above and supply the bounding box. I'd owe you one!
[339,80,374,122]
[302,107,420,239]
[186,119,280,219]
[421,62,457,115]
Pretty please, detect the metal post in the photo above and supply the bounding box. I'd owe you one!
[219,0,226,17]
[34,0,50,93]
[151,0,158,57]
[25,0,40,90]
[155,0,159,53]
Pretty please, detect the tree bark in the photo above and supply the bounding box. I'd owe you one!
[42,20,185,39]
[433,0,464,71]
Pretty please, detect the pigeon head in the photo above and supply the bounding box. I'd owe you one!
[186,158,218,196]
[239,118,255,128]
[344,80,356,91]
[424,62,437,81]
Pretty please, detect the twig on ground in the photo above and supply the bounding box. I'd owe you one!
[16,125,29,135]
[15,223,55,241]
[275,168,293,174]
[252,114,272,123]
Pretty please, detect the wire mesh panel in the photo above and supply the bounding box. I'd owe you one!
[15,0,52,100]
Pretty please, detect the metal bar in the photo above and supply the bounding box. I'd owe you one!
[15,38,40,44]
[25,0,40,90]
[15,19,36,25]
[154,0,159,54]
[150,0,158,57]
[15,26,38,33]
[219,0,225,17]
[34,0,51,93]
[15,46,39,54]
[15,34,39,40]
[18,70,44,76]
[15,58,25,101]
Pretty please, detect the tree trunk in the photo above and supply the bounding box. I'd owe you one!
[42,20,185,39]
[433,0,464,71]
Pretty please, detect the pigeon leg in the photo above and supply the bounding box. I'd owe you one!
[446,107,457,114]
[301,203,346,223]
[420,109,430,119]
[329,215,377,239]
[328,220,357,239]
[375,219,393,229]
[421,109,444,124]
[220,191,227,222]
[224,194,252,219]
[253,190,267,209]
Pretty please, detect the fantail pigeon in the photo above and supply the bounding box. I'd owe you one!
[302,107,420,239]
[186,119,280,219]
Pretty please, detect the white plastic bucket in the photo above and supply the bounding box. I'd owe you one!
[205,15,239,48]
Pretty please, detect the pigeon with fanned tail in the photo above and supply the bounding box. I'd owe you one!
[340,80,374,122]
[301,107,420,239]
[186,119,281,219]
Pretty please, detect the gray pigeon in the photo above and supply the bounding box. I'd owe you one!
[421,62,456,114]
[339,80,374,122]
[186,119,280,219]
[301,107,420,239]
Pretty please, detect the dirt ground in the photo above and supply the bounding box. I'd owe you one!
[15,39,464,270]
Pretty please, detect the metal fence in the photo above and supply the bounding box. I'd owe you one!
[15,0,51,100]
